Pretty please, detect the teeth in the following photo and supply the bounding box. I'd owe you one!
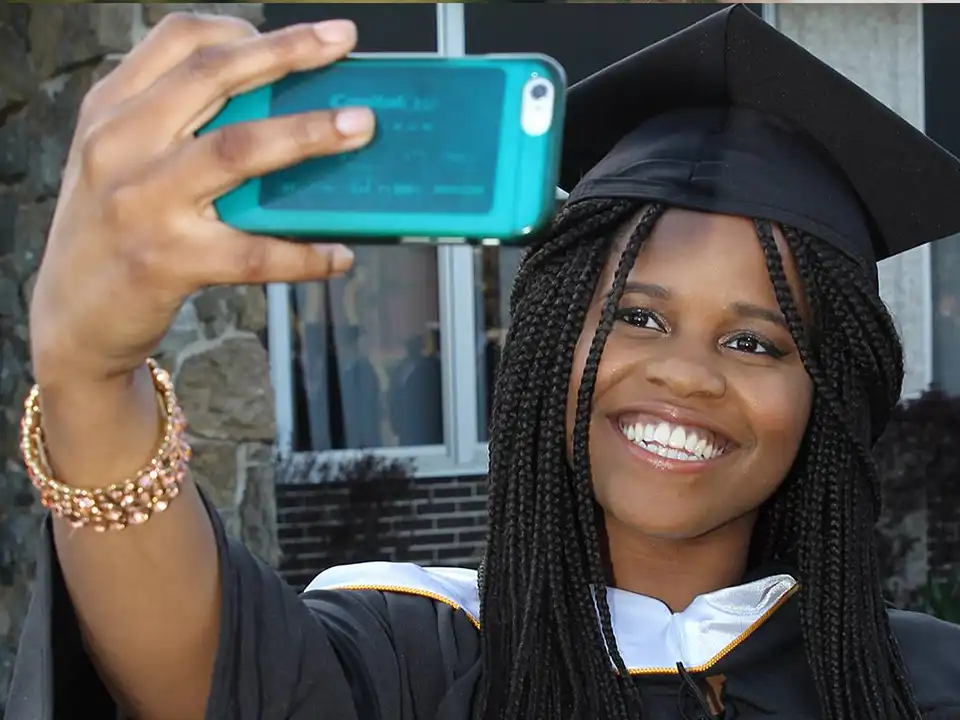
[619,419,726,462]
[667,426,686,450]
[653,423,671,445]
[694,437,707,456]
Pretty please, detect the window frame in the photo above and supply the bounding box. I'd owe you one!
[272,4,925,479]
[270,5,491,479]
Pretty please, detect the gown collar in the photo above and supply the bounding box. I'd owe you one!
[307,561,800,675]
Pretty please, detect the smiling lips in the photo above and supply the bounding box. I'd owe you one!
[617,414,731,463]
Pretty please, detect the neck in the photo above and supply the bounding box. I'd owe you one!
[604,511,758,612]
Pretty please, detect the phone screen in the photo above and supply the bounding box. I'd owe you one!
[259,64,506,214]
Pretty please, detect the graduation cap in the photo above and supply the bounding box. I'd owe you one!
[559,4,960,291]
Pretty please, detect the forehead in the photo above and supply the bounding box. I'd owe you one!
[611,208,803,308]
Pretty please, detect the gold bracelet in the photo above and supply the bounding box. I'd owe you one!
[19,359,192,532]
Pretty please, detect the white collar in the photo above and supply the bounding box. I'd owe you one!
[306,561,798,674]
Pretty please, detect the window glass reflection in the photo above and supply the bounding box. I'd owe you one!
[291,243,444,451]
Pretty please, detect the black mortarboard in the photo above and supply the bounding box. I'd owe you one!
[560,4,960,290]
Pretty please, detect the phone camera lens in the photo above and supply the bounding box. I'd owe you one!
[530,82,549,100]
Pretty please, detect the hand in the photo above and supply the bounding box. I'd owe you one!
[29,13,375,386]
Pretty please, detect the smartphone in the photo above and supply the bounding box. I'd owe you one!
[200,53,567,243]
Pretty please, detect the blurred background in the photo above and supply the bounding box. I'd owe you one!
[1,2,959,710]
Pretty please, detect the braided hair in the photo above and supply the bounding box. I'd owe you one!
[476,198,922,720]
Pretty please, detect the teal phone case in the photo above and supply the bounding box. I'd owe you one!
[200,53,566,243]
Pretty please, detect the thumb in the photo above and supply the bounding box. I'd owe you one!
[190,225,356,286]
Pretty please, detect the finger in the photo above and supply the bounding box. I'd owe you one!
[159,107,375,204]
[89,12,258,111]
[186,222,356,286]
[132,20,358,142]
[69,14,257,178]
[73,20,357,180]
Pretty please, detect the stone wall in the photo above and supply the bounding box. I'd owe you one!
[0,3,271,709]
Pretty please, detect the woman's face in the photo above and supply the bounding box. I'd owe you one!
[567,208,813,541]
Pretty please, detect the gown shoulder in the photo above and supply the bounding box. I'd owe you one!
[4,493,482,720]
[888,607,960,718]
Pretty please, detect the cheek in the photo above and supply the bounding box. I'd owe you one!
[740,368,813,465]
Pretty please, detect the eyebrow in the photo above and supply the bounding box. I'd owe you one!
[620,282,788,330]
[622,282,670,300]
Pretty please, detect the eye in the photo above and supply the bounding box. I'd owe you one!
[615,308,668,333]
[722,332,787,359]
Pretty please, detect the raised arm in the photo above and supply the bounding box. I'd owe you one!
[18,13,373,719]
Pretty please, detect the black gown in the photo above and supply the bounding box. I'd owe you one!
[5,492,960,720]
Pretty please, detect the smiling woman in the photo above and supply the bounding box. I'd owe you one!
[575,211,813,578]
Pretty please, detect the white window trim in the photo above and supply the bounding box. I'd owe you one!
[915,4,935,399]
[270,4,491,479]
[761,4,778,28]
[268,281,296,457]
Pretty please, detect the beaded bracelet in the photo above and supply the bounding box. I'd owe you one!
[19,359,192,532]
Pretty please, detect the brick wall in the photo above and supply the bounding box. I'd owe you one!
[277,476,487,590]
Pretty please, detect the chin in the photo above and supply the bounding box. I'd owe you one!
[599,488,763,543]
[600,500,718,540]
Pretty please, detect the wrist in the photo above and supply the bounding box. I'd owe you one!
[22,359,190,529]
[30,343,148,392]
[32,363,164,487]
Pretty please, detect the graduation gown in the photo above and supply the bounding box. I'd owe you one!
[6,493,960,720]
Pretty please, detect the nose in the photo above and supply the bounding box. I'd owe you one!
[643,350,726,400]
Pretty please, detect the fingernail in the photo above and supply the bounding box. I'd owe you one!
[335,107,374,137]
[314,244,354,273]
[313,19,356,45]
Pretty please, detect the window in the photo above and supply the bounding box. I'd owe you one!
[268,5,489,477]
[267,4,765,478]
[475,244,523,443]
[291,243,443,453]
